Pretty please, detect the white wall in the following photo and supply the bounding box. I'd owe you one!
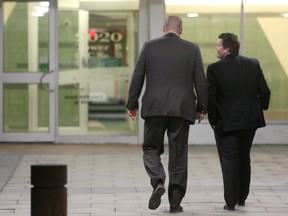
[162,122,288,145]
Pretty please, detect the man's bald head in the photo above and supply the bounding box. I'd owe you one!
[163,16,183,36]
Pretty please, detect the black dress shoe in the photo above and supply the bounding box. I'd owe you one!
[170,204,183,213]
[223,204,235,211]
[238,201,245,206]
[148,183,165,210]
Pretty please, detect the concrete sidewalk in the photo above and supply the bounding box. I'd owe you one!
[0,144,287,216]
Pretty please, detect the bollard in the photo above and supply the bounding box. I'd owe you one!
[31,164,67,216]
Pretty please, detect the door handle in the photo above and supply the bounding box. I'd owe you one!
[40,70,54,92]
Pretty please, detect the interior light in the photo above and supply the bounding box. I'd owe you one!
[31,12,44,17]
[165,0,288,5]
[39,1,50,7]
[187,13,199,18]
[282,13,288,18]
[35,6,49,14]
[166,0,238,5]
[31,2,49,17]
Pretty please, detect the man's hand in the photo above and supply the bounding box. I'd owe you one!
[128,109,138,121]
[196,112,206,123]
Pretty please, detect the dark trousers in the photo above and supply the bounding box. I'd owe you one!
[142,116,190,205]
[214,129,256,206]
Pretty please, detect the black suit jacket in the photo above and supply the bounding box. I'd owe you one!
[207,53,271,132]
[126,33,208,124]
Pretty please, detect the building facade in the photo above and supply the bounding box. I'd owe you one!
[0,0,287,144]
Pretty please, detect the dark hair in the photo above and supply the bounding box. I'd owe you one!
[218,33,240,54]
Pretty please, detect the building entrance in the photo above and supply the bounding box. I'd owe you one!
[0,0,57,142]
[57,1,139,143]
[0,0,139,143]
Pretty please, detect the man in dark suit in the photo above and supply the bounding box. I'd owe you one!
[126,16,208,213]
[207,33,271,211]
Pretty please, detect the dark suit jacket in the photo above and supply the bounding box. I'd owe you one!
[207,53,271,132]
[126,33,208,124]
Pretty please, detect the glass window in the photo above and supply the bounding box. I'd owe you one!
[180,14,241,69]
[166,1,288,122]
[3,84,49,132]
[58,0,138,136]
[3,1,49,73]
[243,8,288,121]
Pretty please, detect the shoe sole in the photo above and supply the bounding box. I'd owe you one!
[224,205,235,211]
[170,208,183,213]
[148,186,165,210]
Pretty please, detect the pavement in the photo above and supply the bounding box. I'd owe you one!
[0,143,287,216]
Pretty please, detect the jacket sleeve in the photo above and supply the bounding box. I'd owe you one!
[126,43,146,109]
[254,59,271,110]
[207,64,219,127]
[194,45,208,113]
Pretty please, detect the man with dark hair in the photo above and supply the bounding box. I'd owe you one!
[217,33,240,55]
[126,16,208,213]
[207,33,271,211]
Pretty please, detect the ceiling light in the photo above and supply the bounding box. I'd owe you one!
[31,12,44,17]
[165,0,288,5]
[187,13,199,18]
[39,1,49,7]
[282,13,288,18]
[35,6,49,14]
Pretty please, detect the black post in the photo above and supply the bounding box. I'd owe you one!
[31,164,67,216]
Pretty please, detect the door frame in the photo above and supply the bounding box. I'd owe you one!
[0,0,58,142]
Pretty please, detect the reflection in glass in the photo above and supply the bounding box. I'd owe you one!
[244,13,288,121]
[3,84,49,132]
[59,84,79,127]
[175,4,288,121]
[58,9,138,135]
[3,2,49,73]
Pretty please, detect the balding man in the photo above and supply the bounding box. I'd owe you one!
[126,16,208,213]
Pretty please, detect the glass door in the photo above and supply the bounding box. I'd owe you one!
[0,0,57,142]
[57,0,139,143]
[58,11,137,135]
